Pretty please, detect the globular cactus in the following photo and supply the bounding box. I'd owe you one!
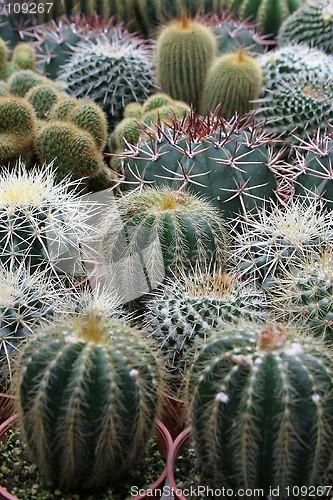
[231,196,333,287]
[0,162,99,277]
[35,120,108,186]
[118,112,278,219]
[221,0,305,35]
[200,49,263,119]
[57,30,157,129]
[294,132,333,209]
[100,187,229,292]
[48,96,79,121]
[124,101,144,118]
[0,81,10,96]
[10,43,36,72]
[7,69,49,97]
[268,249,333,343]
[278,0,333,54]
[0,37,8,80]
[0,263,55,390]
[25,83,61,120]
[0,96,36,166]
[68,99,108,152]
[16,313,162,491]
[155,18,217,109]
[188,322,333,494]
[255,74,333,138]
[144,269,268,383]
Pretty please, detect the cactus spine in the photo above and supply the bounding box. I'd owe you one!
[188,322,333,493]
[16,313,162,491]
[155,18,217,109]
[200,49,263,119]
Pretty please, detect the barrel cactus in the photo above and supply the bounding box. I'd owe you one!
[269,248,333,343]
[231,197,333,287]
[155,18,216,110]
[278,0,333,54]
[0,162,99,277]
[57,30,157,129]
[117,112,278,219]
[16,313,162,491]
[188,321,333,493]
[0,263,55,390]
[144,269,268,383]
[100,187,228,293]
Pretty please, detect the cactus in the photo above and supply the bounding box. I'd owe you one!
[268,248,333,343]
[188,321,333,493]
[144,269,268,383]
[0,81,9,96]
[155,18,216,110]
[35,120,107,186]
[124,101,143,118]
[25,83,61,120]
[278,0,333,54]
[0,96,36,166]
[231,197,333,287]
[100,187,229,291]
[16,313,162,491]
[255,74,333,139]
[11,43,36,72]
[68,99,108,152]
[57,30,157,129]
[7,69,49,97]
[0,162,99,277]
[0,263,55,390]
[117,112,278,219]
[48,96,79,121]
[294,133,333,209]
[200,49,263,119]
[0,37,8,80]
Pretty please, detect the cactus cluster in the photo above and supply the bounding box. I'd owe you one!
[0,39,36,81]
[118,112,277,219]
[16,313,162,491]
[278,0,333,54]
[188,322,333,493]
[144,269,268,382]
[57,30,157,129]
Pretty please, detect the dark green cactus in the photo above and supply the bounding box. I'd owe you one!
[7,70,49,97]
[188,321,333,494]
[16,313,162,491]
[68,99,108,152]
[100,186,229,290]
[155,18,216,110]
[25,83,61,120]
[118,112,277,219]
[48,97,79,121]
[200,49,263,119]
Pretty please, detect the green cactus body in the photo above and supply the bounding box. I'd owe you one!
[269,249,333,342]
[109,117,141,153]
[16,314,162,491]
[155,18,217,109]
[142,93,173,113]
[145,270,268,382]
[0,81,10,96]
[124,102,143,118]
[25,83,60,120]
[100,187,228,288]
[11,43,36,72]
[8,70,48,97]
[0,97,36,166]
[35,121,105,183]
[231,197,333,287]
[0,37,8,80]
[57,32,157,129]
[278,0,333,54]
[200,50,263,119]
[294,135,333,209]
[68,99,108,152]
[188,322,333,493]
[0,264,55,389]
[119,114,277,219]
[48,97,79,121]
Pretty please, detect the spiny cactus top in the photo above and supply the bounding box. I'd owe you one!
[57,30,157,128]
[0,162,99,277]
[269,248,333,343]
[117,111,278,218]
[278,0,333,54]
[0,263,56,390]
[231,197,333,287]
[16,313,162,491]
[99,186,229,294]
[188,321,333,493]
[144,268,268,383]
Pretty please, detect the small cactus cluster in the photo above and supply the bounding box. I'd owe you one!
[57,30,157,129]
[109,93,190,153]
[118,112,278,219]
[278,0,333,54]
[144,269,268,383]
[0,38,36,81]
[16,313,162,491]
[188,322,333,493]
